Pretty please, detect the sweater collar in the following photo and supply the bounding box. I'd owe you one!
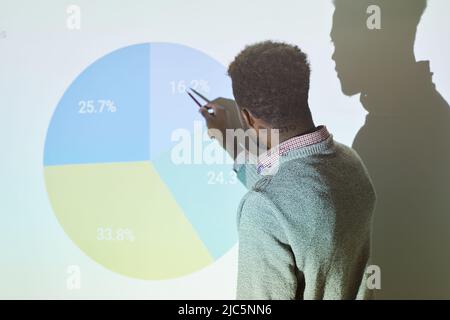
[257,126,331,175]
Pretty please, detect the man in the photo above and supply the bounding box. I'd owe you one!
[199,41,376,299]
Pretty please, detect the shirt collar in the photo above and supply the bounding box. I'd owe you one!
[256,125,330,175]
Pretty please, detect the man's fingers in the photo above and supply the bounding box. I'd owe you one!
[207,103,225,116]
[199,106,211,119]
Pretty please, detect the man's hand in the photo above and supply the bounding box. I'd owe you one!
[199,103,227,139]
[199,103,242,161]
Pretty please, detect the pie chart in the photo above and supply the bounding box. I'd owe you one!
[43,43,245,280]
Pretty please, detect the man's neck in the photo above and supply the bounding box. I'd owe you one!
[280,123,316,141]
[267,122,316,149]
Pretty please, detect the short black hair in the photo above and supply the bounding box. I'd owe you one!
[227,41,311,127]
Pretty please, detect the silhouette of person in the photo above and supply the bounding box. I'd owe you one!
[331,0,450,298]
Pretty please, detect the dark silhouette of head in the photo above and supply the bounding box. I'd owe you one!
[331,0,427,96]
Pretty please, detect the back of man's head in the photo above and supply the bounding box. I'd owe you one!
[228,41,312,128]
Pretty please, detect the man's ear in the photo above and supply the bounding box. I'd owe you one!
[241,108,255,128]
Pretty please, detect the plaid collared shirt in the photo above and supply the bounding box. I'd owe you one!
[256,125,330,174]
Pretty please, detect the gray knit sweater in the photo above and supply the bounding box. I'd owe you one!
[234,134,376,299]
